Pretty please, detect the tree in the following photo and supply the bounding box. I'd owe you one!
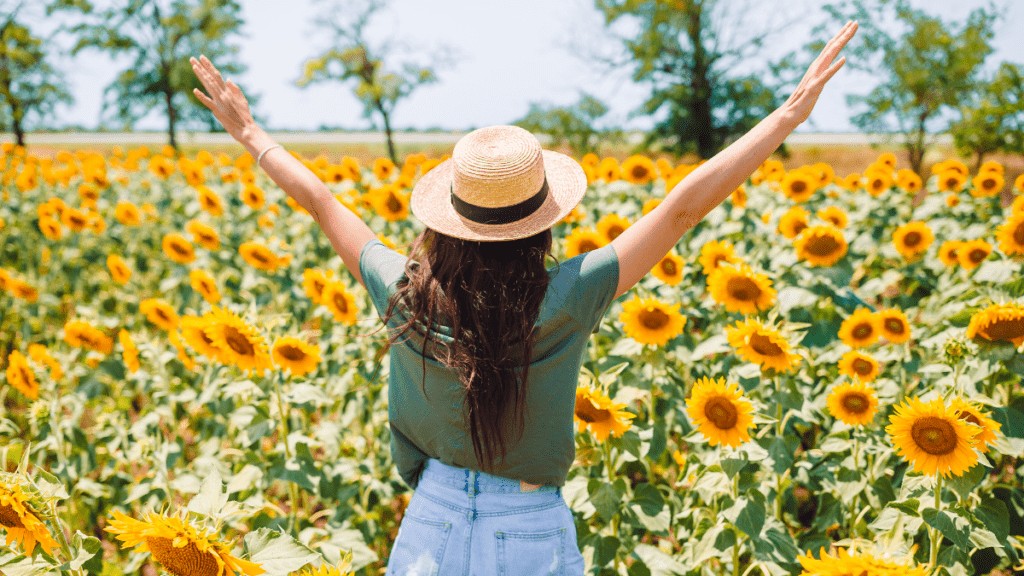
[296,0,454,164]
[588,0,804,159]
[949,61,1024,170]
[0,3,72,146]
[512,92,623,156]
[812,0,1000,175]
[53,0,250,150]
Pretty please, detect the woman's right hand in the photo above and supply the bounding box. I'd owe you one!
[779,20,858,128]
[190,54,259,144]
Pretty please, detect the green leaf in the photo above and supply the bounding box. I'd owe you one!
[68,530,102,571]
[724,495,766,539]
[974,498,1010,541]
[890,498,921,517]
[632,543,687,576]
[633,483,664,516]
[720,457,748,479]
[922,508,971,550]
[593,535,620,567]
[188,469,228,519]
[945,463,987,501]
[589,479,621,523]
[243,527,320,575]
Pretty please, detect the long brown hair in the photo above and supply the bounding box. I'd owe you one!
[373,226,558,472]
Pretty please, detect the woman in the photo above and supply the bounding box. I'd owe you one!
[190,19,856,575]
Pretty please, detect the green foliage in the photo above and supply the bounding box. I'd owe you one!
[591,0,800,159]
[54,0,250,149]
[813,0,1000,174]
[296,0,454,163]
[0,5,73,146]
[949,61,1024,170]
[513,92,622,155]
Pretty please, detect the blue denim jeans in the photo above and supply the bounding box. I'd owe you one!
[386,458,586,575]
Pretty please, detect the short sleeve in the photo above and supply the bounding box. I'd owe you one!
[570,243,620,334]
[358,239,409,318]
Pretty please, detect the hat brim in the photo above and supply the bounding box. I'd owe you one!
[410,150,587,242]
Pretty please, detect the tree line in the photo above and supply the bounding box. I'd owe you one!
[1,0,1022,173]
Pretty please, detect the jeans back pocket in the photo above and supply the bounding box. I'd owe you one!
[387,512,453,576]
[495,526,567,576]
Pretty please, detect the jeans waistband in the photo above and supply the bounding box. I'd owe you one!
[420,458,560,495]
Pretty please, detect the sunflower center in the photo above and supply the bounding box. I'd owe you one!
[386,192,402,213]
[982,178,995,190]
[606,225,625,240]
[638,307,670,330]
[806,234,840,256]
[904,232,922,247]
[871,178,884,190]
[631,166,649,179]
[145,536,221,576]
[576,400,611,423]
[0,503,26,528]
[958,411,981,427]
[333,292,349,313]
[791,180,807,194]
[841,392,870,414]
[171,242,189,256]
[792,221,808,236]
[1014,222,1024,245]
[852,358,874,375]
[660,259,678,276]
[968,248,987,263]
[726,277,761,302]
[749,333,783,357]
[278,344,306,361]
[251,251,269,263]
[223,326,255,356]
[852,323,873,340]
[578,239,599,254]
[911,416,958,455]
[945,177,958,189]
[983,318,1024,341]
[704,396,738,429]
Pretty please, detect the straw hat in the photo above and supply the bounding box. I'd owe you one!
[410,125,587,242]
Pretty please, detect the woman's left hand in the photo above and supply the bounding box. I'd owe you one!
[190,54,257,143]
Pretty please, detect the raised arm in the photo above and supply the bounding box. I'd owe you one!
[608,20,858,300]
[189,55,376,287]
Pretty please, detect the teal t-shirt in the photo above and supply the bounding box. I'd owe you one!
[359,238,620,489]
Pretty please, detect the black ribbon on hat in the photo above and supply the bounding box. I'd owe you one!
[450,178,549,225]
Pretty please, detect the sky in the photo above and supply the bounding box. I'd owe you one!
[33,0,1024,133]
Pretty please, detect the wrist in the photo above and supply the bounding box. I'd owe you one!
[241,125,274,155]
[773,106,803,133]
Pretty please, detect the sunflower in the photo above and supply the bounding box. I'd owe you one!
[28,343,63,382]
[372,157,396,181]
[816,206,848,228]
[196,185,225,217]
[4,350,39,400]
[321,280,359,326]
[596,213,630,243]
[965,301,1024,347]
[560,204,585,225]
[798,546,929,576]
[725,317,800,373]
[163,233,196,264]
[876,308,911,344]
[892,221,934,260]
[618,296,686,346]
[8,278,38,302]
[115,200,142,226]
[698,239,739,276]
[970,172,1004,198]
[63,319,114,354]
[186,220,221,250]
[979,160,1004,175]
[778,206,810,239]
[946,193,960,207]
[838,308,879,348]
[938,240,962,267]
[302,268,335,306]
[190,268,221,304]
[597,157,620,182]
[105,509,264,576]
[202,306,272,374]
[580,153,600,169]
[272,336,322,378]
[896,169,922,194]
[148,155,174,179]
[839,172,862,192]
[574,386,636,442]
[370,185,410,222]
[886,396,980,477]
[731,185,747,208]
[239,241,286,272]
[781,170,816,202]
[180,315,228,363]
[61,206,90,232]
[38,216,62,240]
[564,226,606,258]
[937,169,966,193]
[706,263,776,314]
[996,211,1024,256]
[685,376,755,447]
[826,381,879,426]
[107,253,132,285]
[620,155,656,185]
[140,297,180,331]
[864,169,892,197]
[794,225,848,267]
[0,473,60,555]
[957,238,991,270]
[290,559,356,576]
[119,329,140,374]
[837,350,880,383]
[949,397,1001,453]
[651,251,685,285]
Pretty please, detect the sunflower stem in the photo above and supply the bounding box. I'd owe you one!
[929,474,943,572]
[48,499,81,576]
[273,371,299,534]
[732,527,742,576]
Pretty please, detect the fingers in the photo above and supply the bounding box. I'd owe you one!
[193,87,215,110]
[815,21,857,73]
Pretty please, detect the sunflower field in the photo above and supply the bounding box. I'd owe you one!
[1,140,1023,576]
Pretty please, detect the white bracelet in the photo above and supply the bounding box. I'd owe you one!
[256,144,282,169]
